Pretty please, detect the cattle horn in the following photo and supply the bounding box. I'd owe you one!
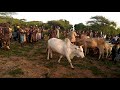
[80,45,83,47]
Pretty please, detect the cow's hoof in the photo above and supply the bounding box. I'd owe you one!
[58,61,60,63]
[71,68,74,70]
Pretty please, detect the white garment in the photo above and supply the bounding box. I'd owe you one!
[103,35,106,39]
[114,36,119,41]
[36,33,41,40]
[56,29,59,38]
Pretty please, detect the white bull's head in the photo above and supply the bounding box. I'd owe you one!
[74,45,85,58]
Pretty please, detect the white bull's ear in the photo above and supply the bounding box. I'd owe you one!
[79,45,84,52]
[75,47,79,50]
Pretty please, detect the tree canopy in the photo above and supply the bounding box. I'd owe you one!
[74,23,86,31]
[47,19,72,30]
[86,16,119,35]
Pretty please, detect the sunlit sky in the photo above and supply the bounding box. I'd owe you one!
[12,12,120,27]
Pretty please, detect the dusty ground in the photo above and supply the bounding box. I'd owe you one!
[0,40,120,78]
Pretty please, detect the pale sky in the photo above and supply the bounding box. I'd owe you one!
[12,12,120,28]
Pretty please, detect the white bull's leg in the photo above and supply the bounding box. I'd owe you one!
[50,50,52,58]
[47,48,50,60]
[58,55,63,63]
[66,55,74,69]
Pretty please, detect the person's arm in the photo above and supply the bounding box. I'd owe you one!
[117,48,120,54]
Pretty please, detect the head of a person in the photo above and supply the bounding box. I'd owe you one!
[114,41,119,46]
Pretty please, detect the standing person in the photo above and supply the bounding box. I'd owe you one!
[2,23,11,50]
[0,26,3,48]
[114,46,120,63]
[53,29,57,38]
[9,26,13,42]
[48,29,51,39]
[31,27,37,42]
[41,26,44,40]
[56,26,60,38]
[13,25,18,41]
[29,26,33,43]
[111,42,120,63]
[48,26,56,39]
[36,27,42,40]
[100,31,103,38]
[65,30,68,38]
[16,25,20,43]
[89,30,93,38]
[19,28,25,47]
[25,27,30,43]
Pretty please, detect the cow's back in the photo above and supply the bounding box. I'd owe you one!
[48,38,66,54]
[94,38,105,45]
[86,38,105,47]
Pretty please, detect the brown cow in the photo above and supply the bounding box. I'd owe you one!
[80,34,90,39]
[67,31,77,44]
[76,37,106,59]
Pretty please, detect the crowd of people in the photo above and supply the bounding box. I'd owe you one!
[0,23,61,49]
[12,25,45,47]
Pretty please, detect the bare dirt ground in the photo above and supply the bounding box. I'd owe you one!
[0,40,120,78]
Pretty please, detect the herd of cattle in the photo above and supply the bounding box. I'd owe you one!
[47,31,119,69]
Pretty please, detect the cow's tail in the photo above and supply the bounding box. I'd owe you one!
[65,38,71,47]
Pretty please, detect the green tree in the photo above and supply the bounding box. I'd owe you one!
[0,12,17,24]
[86,16,117,35]
[43,23,51,30]
[74,23,86,31]
[47,19,72,31]
[26,21,43,27]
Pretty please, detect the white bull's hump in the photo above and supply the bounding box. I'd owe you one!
[48,38,66,55]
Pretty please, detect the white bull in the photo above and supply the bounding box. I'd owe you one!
[47,38,85,69]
